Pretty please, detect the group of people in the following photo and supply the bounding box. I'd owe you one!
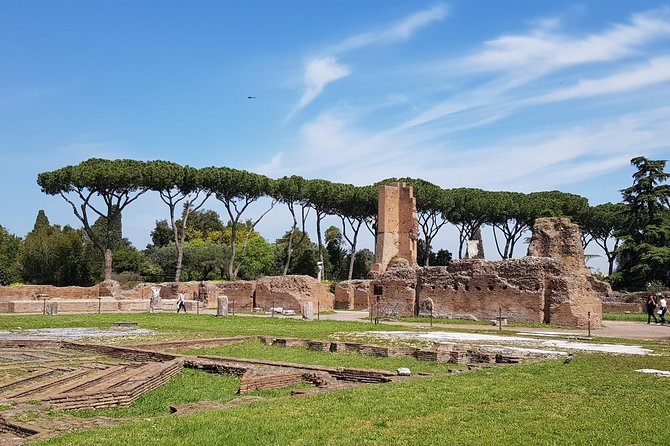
[646,293,668,324]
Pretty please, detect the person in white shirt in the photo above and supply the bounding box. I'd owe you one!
[177,292,187,313]
[658,294,667,324]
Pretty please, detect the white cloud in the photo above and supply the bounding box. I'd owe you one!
[298,57,351,109]
[285,56,350,122]
[331,4,448,53]
[256,152,284,176]
[533,56,670,103]
[463,9,670,73]
[286,4,447,121]
[399,9,670,131]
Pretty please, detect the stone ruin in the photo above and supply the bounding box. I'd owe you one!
[371,182,418,272]
[0,332,559,443]
[0,275,332,317]
[336,183,608,328]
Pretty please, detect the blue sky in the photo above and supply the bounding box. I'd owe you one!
[1,1,669,270]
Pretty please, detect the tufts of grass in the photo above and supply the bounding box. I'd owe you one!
[37,352,670,446]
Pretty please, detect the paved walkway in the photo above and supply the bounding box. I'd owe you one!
[315,311,670,341]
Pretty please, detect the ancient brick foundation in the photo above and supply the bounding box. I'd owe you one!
[336,218,607,329]
[0,275,332,315]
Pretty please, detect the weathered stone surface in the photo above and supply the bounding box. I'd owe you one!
[45,302,58,315]
[255,275,333,314]
[302,301,314,320]
[465,227,485,259]
[369,266,419,318]
[0,275,332,315]
[98,280,122,298]
[0,284,101,301]
[217,296,229,317]
[371,182,418,273]
[334,280,371,310]
[150,286,162,312]
[345,218,606,328]
[527,217,584,265]
[208,281,256,310]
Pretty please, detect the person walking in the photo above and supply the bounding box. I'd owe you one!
[658,293,667,325]
[646,294,659,324]
[177,292,187,313]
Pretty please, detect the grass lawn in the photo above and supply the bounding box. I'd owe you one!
[36,351,670,446]
[0,313,413,344]
[604,311,648,322]
[2,313,670,445]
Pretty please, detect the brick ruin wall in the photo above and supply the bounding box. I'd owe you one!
[336,218,608,329]
[0,275,332,315]
[371,183,418,272]
[255,275,333,312]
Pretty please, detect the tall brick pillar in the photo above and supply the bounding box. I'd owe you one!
[371,182,418,273]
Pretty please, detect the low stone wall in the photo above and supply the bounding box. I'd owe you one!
[207,281,256,310]
[1,299,150,314]
[46,359,184,410]
[238,373,304,394]
[603,302,644,313]
[0,275,334,315]
[0,284,100,301]
[64,342,178,362]
[255,275,333,313]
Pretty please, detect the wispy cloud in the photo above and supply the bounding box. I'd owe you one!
[285,57,350,122]
[533,56,670,103]
[400,9,670,131]
[330,4,448,54]
[462,8,670,73]
[267,6,670,206]
[286,4,448,121]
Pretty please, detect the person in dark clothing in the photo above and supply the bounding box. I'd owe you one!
[646,294,659,324]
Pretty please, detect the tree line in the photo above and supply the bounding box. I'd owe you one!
[0,156,666,290]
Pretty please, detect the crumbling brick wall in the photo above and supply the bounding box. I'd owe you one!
[334,280,371,310]
[255,275,333,313]
[338,218,606,328]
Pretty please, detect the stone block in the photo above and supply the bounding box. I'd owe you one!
[302,301,314,320]
[217,296,229,317]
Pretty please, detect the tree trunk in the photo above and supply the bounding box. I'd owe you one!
[283,227,295,276]
[423,235,431,267]
[607,256,615,276]
[104,248,113,281]
[347,232,359,280]
[316,211,324,277]
[175,245,184,282]
[283,205,297,276]
[228,223,237,280]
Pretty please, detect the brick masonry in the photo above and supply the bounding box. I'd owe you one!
[371,182,418,273]
[337,218,607,329]
[0,275,333,315]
